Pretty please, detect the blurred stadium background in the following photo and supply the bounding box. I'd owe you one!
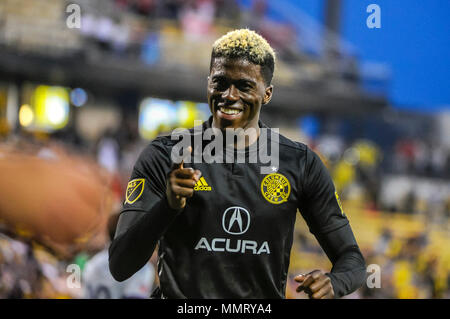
[0,0,449,299]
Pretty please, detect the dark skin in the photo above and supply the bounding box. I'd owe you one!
[295,270,335,299]
[166,146,202,210]
[207,57,272,139]
[166,56,334,298]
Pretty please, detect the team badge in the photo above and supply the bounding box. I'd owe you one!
[261,173,291,204]
[125,178,145,204]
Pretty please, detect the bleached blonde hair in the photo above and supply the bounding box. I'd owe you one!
[211,29,276,85]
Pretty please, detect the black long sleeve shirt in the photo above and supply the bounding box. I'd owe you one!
[109,117,366,298]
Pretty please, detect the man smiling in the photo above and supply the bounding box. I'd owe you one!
[109,29,366,299]
[208,31,274,148]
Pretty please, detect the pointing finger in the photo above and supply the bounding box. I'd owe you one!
[294,274,306,283]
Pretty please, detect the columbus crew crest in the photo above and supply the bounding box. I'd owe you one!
[125,178,145,204]
[261,173,291,204]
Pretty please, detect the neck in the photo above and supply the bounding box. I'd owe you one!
[211,120,261,149]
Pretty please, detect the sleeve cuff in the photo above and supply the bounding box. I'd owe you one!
[162,195,185,216]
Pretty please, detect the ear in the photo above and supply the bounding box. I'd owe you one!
[262,85,273,105]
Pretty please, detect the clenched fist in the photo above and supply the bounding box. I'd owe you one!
[295,270,334,299]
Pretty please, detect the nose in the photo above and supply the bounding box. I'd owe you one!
[222,84,239,102]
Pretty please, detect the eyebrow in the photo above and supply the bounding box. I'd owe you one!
[211,74,257,86]
[237,79,256,86]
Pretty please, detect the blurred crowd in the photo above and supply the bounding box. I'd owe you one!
[0,231,156,299]
[0,0,358,85]
[76,0,296,61]
[0,231,78,298]
[315,136,450,220]
[74,0,356,84]
[392,138,449,178]
[285,125,450,299]
[0,211,156,299]
[360,229,449,299]
[286,214,450,299]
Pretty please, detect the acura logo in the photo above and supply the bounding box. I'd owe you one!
[222,206,250,235]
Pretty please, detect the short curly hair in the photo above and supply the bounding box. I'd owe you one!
[210,29,276,86]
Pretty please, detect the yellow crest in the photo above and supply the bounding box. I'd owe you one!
[125,178,145,204]
[261,173,291,204]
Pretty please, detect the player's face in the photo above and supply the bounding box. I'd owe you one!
[208,57,273,131]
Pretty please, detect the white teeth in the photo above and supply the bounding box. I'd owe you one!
[220,107,242,115]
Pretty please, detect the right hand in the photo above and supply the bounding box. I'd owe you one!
[166,146,202,210]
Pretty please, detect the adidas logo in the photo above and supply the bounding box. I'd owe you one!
[194,177,212,191]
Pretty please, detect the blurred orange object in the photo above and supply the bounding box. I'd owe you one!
[0,142,113,255]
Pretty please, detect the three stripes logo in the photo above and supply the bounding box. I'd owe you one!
[194,177,212,191]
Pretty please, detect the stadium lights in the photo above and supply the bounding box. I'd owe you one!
[139,98,177,140]
[35,85,70,130]
[46,96,68,125]
[19,85,70,131]
[138,98,210,140]
[19,104,34,127]
[70,88,88,107]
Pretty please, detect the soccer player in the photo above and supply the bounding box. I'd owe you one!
[109,29,366,299]
[84,214,155,299]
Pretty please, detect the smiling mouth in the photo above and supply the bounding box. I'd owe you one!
[219,106,243,115]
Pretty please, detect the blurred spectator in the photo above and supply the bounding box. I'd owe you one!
[83,213,155,299]
[180,0,216,41]
[96,129,120,173]
[0,232,76,298]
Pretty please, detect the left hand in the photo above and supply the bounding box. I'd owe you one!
[294,270,334,299]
